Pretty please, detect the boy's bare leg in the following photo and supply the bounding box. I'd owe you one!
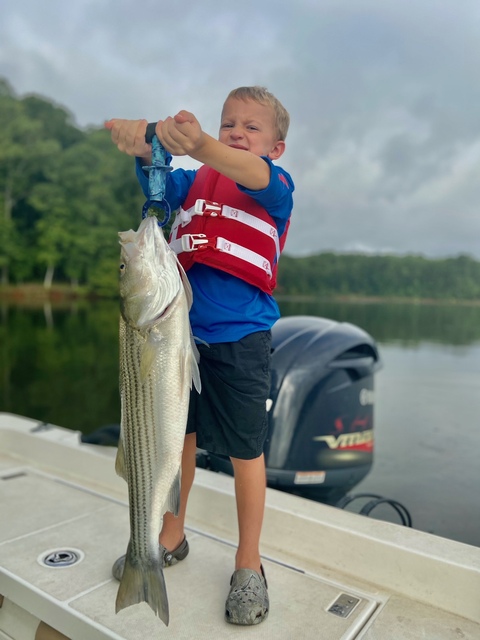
[230,454,266,573]
[159,432,197,551]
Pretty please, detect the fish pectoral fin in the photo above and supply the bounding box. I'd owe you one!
[115,544,169,625]
[115,436,128,481]
[164,470,182,517]
[178,341,201,394]
[140,333,163,382]
[192,335,209,348]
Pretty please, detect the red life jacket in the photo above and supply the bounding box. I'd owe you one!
[169,166,289,294]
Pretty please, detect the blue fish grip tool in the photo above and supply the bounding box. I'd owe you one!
[141,122,173,227]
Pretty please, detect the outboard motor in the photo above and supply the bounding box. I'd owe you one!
[264,315,381,503]
[201,316,382,505]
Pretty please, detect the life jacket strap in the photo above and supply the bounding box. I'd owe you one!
[170,234,273,277]
[179,199,280,260]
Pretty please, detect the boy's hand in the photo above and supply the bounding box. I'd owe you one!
[104,119,152,161]
[156,111,205,157]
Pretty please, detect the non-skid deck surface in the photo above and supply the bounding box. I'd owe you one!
[1,451,479,640]
[0,462,375,639]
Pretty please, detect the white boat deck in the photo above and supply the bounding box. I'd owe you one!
[0,412,479,640]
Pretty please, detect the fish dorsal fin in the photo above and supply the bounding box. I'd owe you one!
[175,257,194,310]
[190,336,202,393]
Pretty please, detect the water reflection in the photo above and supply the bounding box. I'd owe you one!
[0,300,120,434]
[278,299,480,346]
[2,298,480,435]
[1,297,480,546]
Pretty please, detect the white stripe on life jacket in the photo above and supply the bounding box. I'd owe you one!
[216,237,272,276]
[169,234,273,277]
[180,199,281,260]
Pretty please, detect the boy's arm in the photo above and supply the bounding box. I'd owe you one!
[156,111,278,191]
[104,119,152,165]
[105,113,282,191]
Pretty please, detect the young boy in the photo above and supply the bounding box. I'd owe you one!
[105,86,294,625]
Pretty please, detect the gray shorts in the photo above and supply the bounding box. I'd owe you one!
[186,330,272,460]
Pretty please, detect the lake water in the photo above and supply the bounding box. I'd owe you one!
[1,298,479,548]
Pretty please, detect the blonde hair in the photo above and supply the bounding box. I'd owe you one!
[224,86,290,141]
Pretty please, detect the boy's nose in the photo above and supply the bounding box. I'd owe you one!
[230,126,243,139]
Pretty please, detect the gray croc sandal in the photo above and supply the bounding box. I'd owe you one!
[225,565,269,625]
[111,537,189,581]
[162,537,189,567]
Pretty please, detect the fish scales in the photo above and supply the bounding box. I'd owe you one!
[115,216,201,626]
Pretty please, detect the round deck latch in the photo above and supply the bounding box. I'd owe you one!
[38,548,84,568]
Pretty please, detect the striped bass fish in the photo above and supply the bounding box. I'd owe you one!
[115,214,201,626]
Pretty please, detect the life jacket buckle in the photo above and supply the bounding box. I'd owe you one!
[181,233,209,252]
[194,199,223,216]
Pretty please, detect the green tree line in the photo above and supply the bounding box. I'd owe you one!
[1,78,479,301]
[0,78,143,296]
[276,253,480,300]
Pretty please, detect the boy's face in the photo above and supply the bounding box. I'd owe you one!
[219,98,285,160]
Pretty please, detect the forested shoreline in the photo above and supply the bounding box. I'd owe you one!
[277,253,480,301]
[1,78,479,302]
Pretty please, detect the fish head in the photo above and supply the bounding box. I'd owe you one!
[118,216,181,328]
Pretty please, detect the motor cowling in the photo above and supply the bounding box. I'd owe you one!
[264,315,381,502]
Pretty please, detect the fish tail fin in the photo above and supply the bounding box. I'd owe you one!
[115,545,169,626]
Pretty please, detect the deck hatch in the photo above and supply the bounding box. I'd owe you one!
[328,593,361,618]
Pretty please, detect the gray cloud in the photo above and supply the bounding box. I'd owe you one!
[1,0,479,257]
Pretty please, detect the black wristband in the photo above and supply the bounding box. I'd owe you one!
[145,122,157,144]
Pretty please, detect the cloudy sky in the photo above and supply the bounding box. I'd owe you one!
[1,0,480,258]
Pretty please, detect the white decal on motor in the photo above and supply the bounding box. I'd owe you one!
[359,389,374,406]
[313,429,374,449]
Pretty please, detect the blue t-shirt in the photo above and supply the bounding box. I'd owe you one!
[136,156,294,343]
